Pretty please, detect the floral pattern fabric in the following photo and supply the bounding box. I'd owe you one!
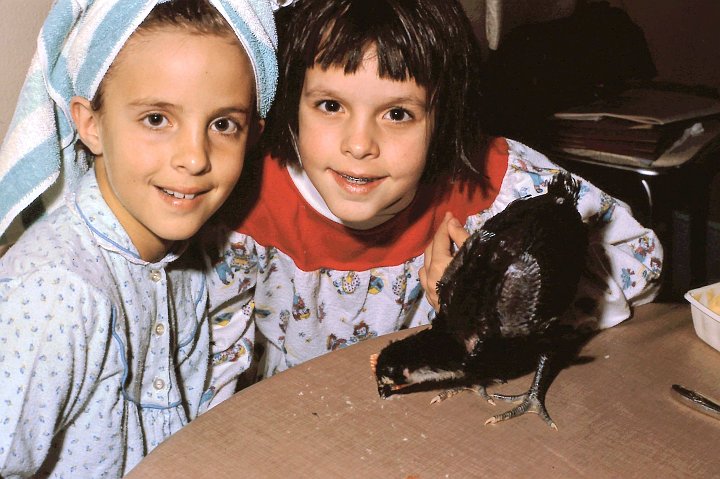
[206,138,663,400]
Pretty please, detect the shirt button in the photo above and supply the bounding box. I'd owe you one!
[154,323,166,336]
[150,270,162,282]
[153,378,165,390]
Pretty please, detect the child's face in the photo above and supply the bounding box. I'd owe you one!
[297,50,433,228]
[72,27,259,261]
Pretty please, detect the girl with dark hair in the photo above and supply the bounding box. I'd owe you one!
[207,0,662,395]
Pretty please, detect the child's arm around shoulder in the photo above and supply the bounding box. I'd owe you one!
[571,175,663,327]
[201,225,260,407]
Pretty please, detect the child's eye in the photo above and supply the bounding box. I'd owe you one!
[384,108,413,122]
[210,118,239,135]
[143,113,169,128]
[317,100,342,113]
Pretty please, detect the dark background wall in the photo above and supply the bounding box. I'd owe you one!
[607,0,720,91]
[459,0,720,294]
[608,1,720,224]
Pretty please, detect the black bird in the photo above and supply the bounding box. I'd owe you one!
[371,172,589,429]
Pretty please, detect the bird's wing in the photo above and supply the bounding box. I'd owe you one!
[436,229,494,315]
[496,251,544,337]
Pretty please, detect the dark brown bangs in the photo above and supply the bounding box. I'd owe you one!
[301,0,445,95]
[268,0,487,182]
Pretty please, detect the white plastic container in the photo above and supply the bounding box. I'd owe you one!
[685,282,720,353]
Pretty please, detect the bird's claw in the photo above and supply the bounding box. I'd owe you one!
[430,390,456,404]
[483,391,557,430]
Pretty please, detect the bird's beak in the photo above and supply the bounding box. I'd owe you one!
[376,379,410,399]
[378,383,393,399]
[371,354,389,398]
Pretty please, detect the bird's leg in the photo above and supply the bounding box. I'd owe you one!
[430,378,506,405]
[485,353,558,430]
[430,384,495,405]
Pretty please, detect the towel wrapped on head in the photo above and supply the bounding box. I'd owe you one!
[0,0,292,245]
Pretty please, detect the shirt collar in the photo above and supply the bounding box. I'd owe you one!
[70,169,186,266]
[286,163,409,230]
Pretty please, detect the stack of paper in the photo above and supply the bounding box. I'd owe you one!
[545,88,720,166]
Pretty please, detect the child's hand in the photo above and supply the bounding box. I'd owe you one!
[419,212,470,311]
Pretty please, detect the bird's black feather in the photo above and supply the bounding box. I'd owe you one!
[373,172,589,426]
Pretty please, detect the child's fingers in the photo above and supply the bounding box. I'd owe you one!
[421,212,451,292]
[446,216,470,248]
[420,245,439,310]
[421,213,457,311]
[422,239,434,279]
[429,212,453,262]
[419,264,429,294]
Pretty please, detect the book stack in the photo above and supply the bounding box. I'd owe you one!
[544,88,720,167]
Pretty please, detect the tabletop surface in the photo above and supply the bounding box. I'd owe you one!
[127,302,720,478]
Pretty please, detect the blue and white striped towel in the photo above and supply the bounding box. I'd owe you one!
[0,0,288,245]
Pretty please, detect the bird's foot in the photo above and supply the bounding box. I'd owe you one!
[488,391,526,403]
[430,385,495,405]
[484,389,557,430]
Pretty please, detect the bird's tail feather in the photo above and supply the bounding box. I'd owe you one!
[547,171,581,205]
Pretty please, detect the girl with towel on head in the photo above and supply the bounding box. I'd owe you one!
[0,0,282,476]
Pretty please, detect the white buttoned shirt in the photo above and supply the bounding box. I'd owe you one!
[0,171,212,478]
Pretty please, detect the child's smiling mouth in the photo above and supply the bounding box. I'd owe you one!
[157,186,208,202]
[331,170,385,194]
[161,188,198,200]
[338,173,377,185]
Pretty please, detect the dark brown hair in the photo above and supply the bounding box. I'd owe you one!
[264,0,488,181]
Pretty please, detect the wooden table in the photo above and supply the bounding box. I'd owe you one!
[127,303,720,478]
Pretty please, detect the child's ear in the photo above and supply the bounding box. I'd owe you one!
[249,117,265,146]
[70,96,103,155]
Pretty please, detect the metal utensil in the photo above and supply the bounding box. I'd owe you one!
[671,384,720,421]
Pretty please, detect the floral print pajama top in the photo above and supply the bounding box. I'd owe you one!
[206,138,663,402]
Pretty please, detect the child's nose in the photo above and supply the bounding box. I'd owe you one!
[171,128,211,174]
[342,118,379,160]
